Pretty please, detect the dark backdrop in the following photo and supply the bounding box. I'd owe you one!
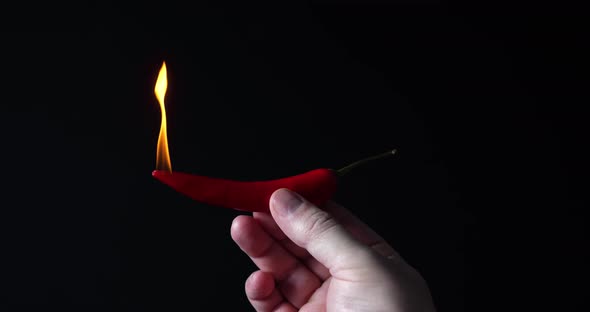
[2,1,587,311]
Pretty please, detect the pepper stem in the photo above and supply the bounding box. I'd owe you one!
[336,149,397,176]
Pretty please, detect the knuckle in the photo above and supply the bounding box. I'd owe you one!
[302,208,339,242]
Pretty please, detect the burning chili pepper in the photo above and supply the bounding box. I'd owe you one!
[152,149,396,212]
[150,61,396,212]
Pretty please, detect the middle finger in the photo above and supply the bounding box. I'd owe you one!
[253,212,331,280]
[231,215,322,308]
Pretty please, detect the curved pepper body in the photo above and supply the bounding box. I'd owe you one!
[152,169,338,212]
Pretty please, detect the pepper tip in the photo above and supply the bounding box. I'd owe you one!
[152,170,171,178]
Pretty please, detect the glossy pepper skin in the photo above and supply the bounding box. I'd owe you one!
[152,168,338,212]
[152,150,395,212]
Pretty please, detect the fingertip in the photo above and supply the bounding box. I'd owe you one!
[245,273,296,312]
[245,271,275,300]
[269,188,304,218]
[230,215,253,241]
[269,188,290,210]
[231,215,276,258]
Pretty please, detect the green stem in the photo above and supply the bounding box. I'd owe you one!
[336,149,397,176]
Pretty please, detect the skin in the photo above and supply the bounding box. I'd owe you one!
[231,188,437,312]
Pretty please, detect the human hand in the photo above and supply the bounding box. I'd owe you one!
[231,188,436,312]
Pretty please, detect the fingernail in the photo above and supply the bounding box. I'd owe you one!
[271,188,303,216]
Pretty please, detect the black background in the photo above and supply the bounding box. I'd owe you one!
[2,1,587,310]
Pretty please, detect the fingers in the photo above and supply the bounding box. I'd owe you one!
[252,200,401,278]
[245,270,297,312]
[269,188,374,274]
[253,212,330,280]
[245,270,275,301]
[231,215,322,308]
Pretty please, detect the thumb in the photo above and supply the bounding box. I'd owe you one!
[269,188,373,272]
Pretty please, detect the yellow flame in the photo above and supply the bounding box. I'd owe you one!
[155,61,172,172]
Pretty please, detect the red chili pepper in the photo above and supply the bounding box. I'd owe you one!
[152,149,396,212]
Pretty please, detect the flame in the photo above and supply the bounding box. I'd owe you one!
[155,61,172,172]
